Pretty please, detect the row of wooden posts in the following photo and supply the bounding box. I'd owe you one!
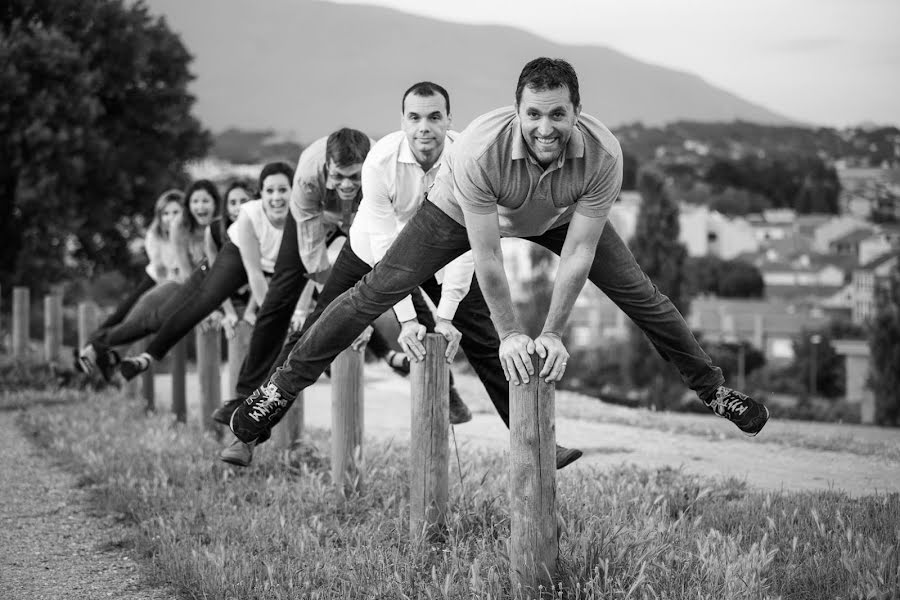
[6,285,558,596]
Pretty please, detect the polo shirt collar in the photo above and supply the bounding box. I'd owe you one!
[512,116,586,167]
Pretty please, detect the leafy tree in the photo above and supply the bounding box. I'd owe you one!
[684,256,765,298]
[627,166,689,407]
[791,320,867,399]
[0,0,209,292]
[869,264,900,426]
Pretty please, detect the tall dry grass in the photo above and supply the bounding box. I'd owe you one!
[13,388,900,599]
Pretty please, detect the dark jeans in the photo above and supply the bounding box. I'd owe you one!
[271,200,723,401]
[145,242,248,359]
[93,265,210,350]
[270,243,509,421]
[89,272,156,345]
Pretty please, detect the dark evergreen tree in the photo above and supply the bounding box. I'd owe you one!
[0,0,209,292]
[627,166,689,407]
[869,264,900,426]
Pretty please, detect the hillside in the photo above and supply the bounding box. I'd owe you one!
[143,0,790,140]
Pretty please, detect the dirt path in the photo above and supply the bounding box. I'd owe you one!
[153,364,900,497]
[0,412,175,600]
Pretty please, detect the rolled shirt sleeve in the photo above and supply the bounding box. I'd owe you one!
[434,251,474,320]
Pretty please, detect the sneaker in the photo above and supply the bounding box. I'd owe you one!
[230,382,294,444]
[448,386,473,425]
[119,354,149,381]
[706,386,769,436]
[219,438,255,467]
[95,348,121,382]
[556,445,583,470]
[211,398,242,426]
[385,350,410,377]
[75,345,97,375]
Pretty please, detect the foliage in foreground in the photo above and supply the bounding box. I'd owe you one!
[16,390,900,600]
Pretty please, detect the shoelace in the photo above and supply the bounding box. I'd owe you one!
[711,392,749,417]
[248,385,286,422]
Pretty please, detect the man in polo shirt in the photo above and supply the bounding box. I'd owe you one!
[223,81,583,469]
[230,58,769,449]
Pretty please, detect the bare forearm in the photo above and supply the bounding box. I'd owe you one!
[474,256,521,338]
[542,248,593,335]
[247,272,269,306]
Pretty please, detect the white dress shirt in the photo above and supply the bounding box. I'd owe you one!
[350,130,475,322]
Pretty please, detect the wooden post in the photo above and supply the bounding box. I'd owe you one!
[509,355,557,598]
[409,334,449,541]
[171,336,187,423]
[43,293,63,364]
[226,321,252,395]
[331,345,365,496]
[141,357,155,412]
[12,287,29,357]
[196,327,221,432]
[76,301,99,351]
[275,391,304,449]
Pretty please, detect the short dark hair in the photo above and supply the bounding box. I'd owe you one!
[401,81,450,114]
[221,180,255,235]
[515,58,580,108]
[325,128,370,169]
[182,179,221,232]
[258,161,295,191]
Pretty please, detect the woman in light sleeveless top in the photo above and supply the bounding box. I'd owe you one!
[119,162,293,378]
[76,182,219,378]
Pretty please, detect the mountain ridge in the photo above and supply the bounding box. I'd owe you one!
[144,0,792,141]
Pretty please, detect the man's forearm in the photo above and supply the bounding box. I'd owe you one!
[474,255,521,338]
[542,248,593,335]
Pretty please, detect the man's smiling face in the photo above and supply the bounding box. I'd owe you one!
[516,85,581,168]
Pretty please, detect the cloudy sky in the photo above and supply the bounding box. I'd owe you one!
[332,0,899,127]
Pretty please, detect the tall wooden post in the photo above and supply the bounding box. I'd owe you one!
[171,336,187,423]
[43,293,63,364]
[196,327,221,432]
[226,321,252,395]
[141,357,155,412]
[409,335,449,541]
[275,391,304,449]
[509,355,557,598]
[12,287,29,357]
[76,301,99,351]
[331,345,364,496]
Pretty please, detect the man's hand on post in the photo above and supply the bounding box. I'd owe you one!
[397,319,427,362]
[535,331,569,383]
[350,325,373,352]
[499,331,535,385]
[433,317,462,363]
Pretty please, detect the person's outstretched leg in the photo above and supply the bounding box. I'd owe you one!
[120,243,247,379]
[230,202,469,443]
[233,212,310,398]
[531,222,768,436]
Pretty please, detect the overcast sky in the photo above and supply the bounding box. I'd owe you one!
[331,0,899,127]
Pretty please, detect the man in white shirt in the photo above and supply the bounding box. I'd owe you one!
[224,82,583,469]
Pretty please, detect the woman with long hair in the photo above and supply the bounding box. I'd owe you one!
[77,181,219,378]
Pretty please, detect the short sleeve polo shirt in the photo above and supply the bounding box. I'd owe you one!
[427,106,623,238]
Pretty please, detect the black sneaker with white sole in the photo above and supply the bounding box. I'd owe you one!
[706,386,769,436]
[119,355,149,381]
[211,398,243,426]
[230,382,294,444]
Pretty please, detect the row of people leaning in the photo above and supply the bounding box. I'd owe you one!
[78,57,769,469]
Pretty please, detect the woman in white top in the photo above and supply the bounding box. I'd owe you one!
[119,162,292,379]
[77,189,183,376]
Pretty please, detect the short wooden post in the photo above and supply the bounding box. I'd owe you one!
[409,334,450,541]
[171,336,187,423]
[141,358,155,412]
[275,391,304,449]
[43,293,63,363]
[196,327,221,432]
[12,287,29,357]
[76,301,99,351]
[227,321,252,395]
[331,345,365,496]
[509,355,557,598]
